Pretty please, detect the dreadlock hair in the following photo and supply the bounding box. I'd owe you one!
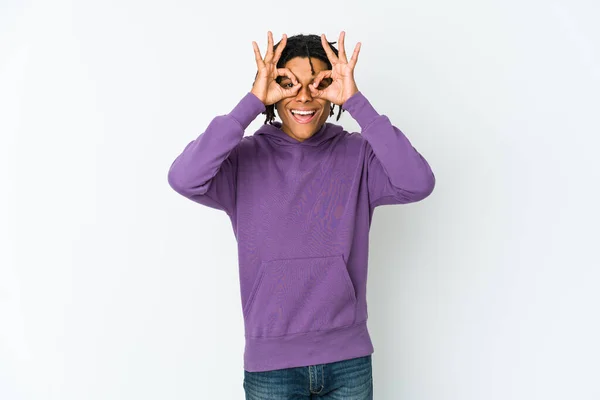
[262,34,345,124]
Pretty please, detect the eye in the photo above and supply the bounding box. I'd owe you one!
[280,81,294,89]
[317,79,332,90]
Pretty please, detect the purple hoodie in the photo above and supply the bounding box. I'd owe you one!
[167,91,435,372]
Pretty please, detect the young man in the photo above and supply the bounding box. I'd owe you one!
[168,31,435,399]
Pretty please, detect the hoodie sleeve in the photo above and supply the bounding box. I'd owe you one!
[342,91,435,208]
[167,92,266,215]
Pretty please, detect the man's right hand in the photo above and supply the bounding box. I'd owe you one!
[251,31,301,106]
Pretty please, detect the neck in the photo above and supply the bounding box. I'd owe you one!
[281,123,324,143]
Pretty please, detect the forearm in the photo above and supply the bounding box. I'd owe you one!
[167,92,265,197]
[343,91,435,199]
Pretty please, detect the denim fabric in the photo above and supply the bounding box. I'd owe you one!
[243,354,373,399]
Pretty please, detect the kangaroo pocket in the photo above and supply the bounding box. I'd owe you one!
[242,254,357,338]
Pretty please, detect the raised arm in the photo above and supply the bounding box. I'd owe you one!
[311,31,435,207]
[167,93,265,215]
[167,31,303,215]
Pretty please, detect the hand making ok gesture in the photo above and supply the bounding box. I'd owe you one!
[251,31,302,106]
[310,32,362,106]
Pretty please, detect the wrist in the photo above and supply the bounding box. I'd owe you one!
[344,86,359,104]
[342,91,380,130]
[229,92,267,128]
[250,89,266,105]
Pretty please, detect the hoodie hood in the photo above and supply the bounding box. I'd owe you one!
[254,121,344,147]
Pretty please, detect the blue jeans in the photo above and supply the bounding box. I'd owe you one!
[243,355,373,399]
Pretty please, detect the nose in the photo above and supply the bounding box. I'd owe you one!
[295,84,313,103]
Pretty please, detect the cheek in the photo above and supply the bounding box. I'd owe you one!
[276,102,289,118]
[322,103,332,118]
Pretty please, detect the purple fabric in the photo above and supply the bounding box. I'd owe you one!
[168,91,435,372]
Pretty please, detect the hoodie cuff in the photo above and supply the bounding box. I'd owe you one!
[228,92,267,129]
[342,91,380,130]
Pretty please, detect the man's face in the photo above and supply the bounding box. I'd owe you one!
[275,57,332,142]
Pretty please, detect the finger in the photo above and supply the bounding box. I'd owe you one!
[308,82,327,99]
[321,34,338,64]
[309,71,333,100]
[338,31,347,63]
[348,42,361,69]
[277,68,299,85]
[311,70,332,89]
[264,31,274,63]
[252,41,265,68]
[272,33,287,66]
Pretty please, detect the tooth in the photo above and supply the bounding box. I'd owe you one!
[292,110,314,115]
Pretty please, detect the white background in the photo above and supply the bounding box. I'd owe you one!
[2,0,599,399]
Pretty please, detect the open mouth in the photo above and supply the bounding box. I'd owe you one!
[289,109,318,124]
